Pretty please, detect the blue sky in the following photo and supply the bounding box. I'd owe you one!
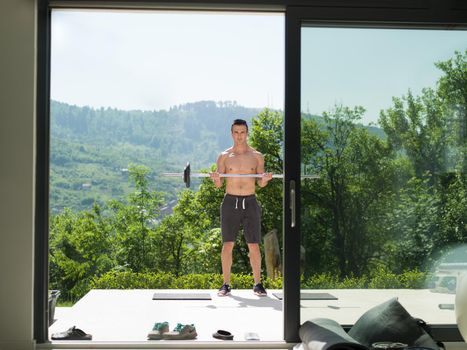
[302,27,467,124]
[51,10,466,125]
[51,10,285,112]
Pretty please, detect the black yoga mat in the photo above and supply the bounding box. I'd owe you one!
[152,292,212,300]
[273,292,337,300]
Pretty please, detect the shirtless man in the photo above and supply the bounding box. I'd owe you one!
[210,119,273,297]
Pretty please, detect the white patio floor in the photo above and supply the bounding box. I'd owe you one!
[48,288,456,347]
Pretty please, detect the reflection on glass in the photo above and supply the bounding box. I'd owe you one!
[300,27,466,326]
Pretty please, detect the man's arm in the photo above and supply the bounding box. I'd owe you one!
[210,153,225,188]
[256,153,273,188]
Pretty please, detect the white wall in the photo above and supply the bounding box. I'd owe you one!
[0,0,36,349]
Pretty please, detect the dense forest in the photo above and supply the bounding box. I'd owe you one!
[49,50,466,302]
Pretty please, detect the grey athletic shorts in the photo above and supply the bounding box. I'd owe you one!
[220,194,261,244]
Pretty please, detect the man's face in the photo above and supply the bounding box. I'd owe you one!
[231,124,248,144]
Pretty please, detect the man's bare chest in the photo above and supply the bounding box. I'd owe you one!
[225,153,258,173]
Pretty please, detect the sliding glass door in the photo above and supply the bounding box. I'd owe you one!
[299,24,466,327]
[284,5,466,343]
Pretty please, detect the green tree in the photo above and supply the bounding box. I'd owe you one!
[156,188,212,276]
[188,172,226,274]
[378,51,467,271]
[379,50,466,179]
[379,88,449,181]
[382,176,440,272]
[108,165,163,272]
[436,173,467,253]
[435,50,466,173]
[301,105,395,277]
[49,204,115,301]
[249,109,284,238]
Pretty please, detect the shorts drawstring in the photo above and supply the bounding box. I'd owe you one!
[234,197,246,210]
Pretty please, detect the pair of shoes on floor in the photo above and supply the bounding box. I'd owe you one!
[51,326,92,340]
[148,322,197,340]
[217,282,268,297]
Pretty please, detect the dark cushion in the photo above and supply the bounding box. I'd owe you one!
[300,318,369,350]
[348,298,439,350]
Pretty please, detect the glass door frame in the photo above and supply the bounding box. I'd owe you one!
[283,3,467,343]
[283,7,301,343]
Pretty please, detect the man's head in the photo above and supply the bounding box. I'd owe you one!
[231,119,248,133]
[231,119,248,145]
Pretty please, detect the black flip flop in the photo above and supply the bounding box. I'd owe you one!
[51,326,92,340]
[213,330,234,340]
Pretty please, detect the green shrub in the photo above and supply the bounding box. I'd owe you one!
[91,272,273,290]
[302,273,340,289]
[367,270,401,288]
[367,267,428,289]
[398,269,430,289]
[90,269,427,291]
[337,275,368,289]
[90,271,177,289]
[172,274,222,289]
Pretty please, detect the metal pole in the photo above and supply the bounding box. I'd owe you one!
[162,172,319,179]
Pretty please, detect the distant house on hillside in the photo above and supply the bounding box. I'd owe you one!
[160,200,177,217]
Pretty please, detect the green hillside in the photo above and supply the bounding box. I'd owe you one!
[50,100,262,212]
[50,100,385,212]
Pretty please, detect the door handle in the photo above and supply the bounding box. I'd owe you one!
[290,180,296,228]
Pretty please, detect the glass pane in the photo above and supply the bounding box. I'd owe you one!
[49,9,285,341]
[300,27,466,328]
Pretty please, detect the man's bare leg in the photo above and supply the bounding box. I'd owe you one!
[248,243,267,296]
[248,243,261,284]
[221,242,234,284]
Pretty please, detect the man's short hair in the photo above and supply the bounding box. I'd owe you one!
[231,119,248,132]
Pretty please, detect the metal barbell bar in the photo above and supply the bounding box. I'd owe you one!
[162,162,319,188]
